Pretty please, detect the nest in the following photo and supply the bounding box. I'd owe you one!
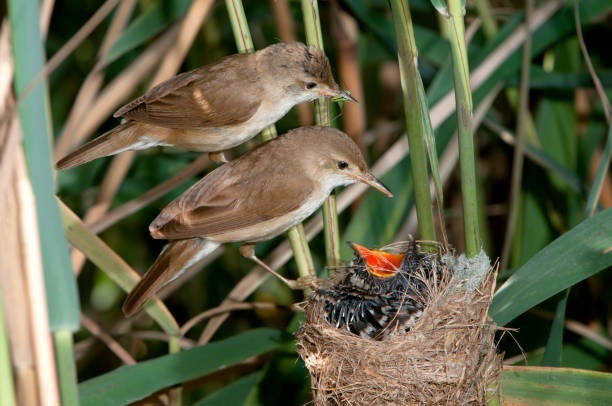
[296,243,502,405]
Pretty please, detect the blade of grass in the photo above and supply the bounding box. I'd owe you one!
[541,290,569,366]
[225,0,314,278]
[79,329,283,406]
[490,208,612,326]
[390,0,437,249]
[501,366,612,404]
[192,372,261,406]
[301,0,342,267]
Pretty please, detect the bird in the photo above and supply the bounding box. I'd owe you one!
[56,42,356,170]
[122,126,391,317]
[312,241,437,339]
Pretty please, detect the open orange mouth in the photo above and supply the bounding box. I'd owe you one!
[349,242,404,278]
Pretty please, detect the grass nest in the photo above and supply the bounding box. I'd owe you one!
[296,242,502,405]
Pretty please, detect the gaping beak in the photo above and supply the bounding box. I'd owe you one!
[351,172,393,197]
[337,89,358,103]
[348,242,404,278]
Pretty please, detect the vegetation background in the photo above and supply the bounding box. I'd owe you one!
[1,0,611,404]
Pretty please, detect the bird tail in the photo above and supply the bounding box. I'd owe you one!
[56,121,144,170]
[122,238,220,317]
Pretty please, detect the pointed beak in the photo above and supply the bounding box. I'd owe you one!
[351,172,393,197]
[348,241,374,258]
[337,89,358,103]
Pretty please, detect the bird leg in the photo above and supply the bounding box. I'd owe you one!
[239,244,298,289]
[208,151,229,164]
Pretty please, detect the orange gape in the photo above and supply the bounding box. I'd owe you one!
[350,243,405,278]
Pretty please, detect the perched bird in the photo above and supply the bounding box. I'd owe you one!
[56,42,356,170]
[313,242,436,339]
[122,126,391,317]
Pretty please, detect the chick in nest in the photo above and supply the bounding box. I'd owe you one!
[312,241,440,339]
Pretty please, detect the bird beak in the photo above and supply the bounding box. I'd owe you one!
[348,242,404,278]
[337,89,358,103]
[351,172,393,197]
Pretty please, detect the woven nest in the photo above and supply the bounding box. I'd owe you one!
[296,243,502,405]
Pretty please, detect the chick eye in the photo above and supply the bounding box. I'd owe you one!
[306,82,317,89]
[337,161,349,170]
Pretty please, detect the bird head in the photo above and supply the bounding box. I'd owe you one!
[263,42,357,103]
[294,127,392,197]
[349,242,405,278]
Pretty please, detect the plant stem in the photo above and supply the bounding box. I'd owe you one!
[0,296,16,406]
[444,0,481,257]
[301,0,341,267]
[390,0,437,248]
[54,330,79,405]
[500,0,532,270]
[224,0,315,278]
[168,335,182,405]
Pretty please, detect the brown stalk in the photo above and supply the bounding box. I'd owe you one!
[181,302,279,337]
[269,0,313,125]
[72,0,214,274]
[331,1,366,153]
[39,0,55,37]
[55,0,137,158]
[80,314,135,365]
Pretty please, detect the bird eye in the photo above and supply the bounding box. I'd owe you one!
[306,82,317,89]
[338,161,349,170]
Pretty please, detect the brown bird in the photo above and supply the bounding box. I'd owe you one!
[56,42,356,170]
[122,126,392,316]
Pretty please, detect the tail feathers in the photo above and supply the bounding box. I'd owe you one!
[122,238,220,317]
[56,121,143,170]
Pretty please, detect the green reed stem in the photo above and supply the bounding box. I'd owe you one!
[54,330,79,405]
[444,0,481,257]
[0,296,16,406]
[390,0,437,249]
[225,0,315,279]
[301,0,341,267]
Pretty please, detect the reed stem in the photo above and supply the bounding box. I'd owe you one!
[54,330,79,405]
[301,0,341,267]
[390,0,437,248]
[224,0,315,278]
[443,0,481,257]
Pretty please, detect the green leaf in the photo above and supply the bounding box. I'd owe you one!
[79,329,283,406]
[501,366,612,404]
[490,209,612,326]
[429,0,449,17]
[541,290,569,366]
[8,0,80,330]
[103,0,191,65]
[192,372,262,406]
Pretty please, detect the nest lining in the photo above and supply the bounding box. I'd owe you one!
[296,246,501,405]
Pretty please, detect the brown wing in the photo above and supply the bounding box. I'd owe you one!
[114,53,261,128]
[150,163,313,240]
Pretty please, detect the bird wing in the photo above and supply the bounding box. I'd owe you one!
[150,163,313,240]
[114,54,262,128]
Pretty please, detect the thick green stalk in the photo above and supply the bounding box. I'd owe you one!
[301,0,341,267]
[224,0,315,278]
[54,330,79,405]
[390,0,437,247]
[445,0,481,257]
